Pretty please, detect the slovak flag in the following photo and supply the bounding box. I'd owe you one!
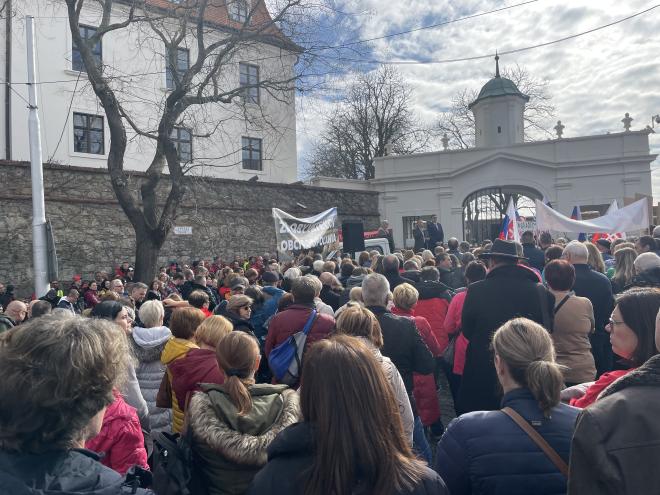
[592,200,626,242]
[570,206,587,242]
[499,197,520,243]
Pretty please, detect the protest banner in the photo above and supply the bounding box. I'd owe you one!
[535,198,649,233]
[272,207,339,260]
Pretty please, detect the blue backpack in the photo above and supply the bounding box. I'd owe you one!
[268,309,318,386]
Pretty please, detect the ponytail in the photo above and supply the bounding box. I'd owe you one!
[525,360,564,417]
[492,318,563,418]
[215,332,259,416]
[223,374,254,416]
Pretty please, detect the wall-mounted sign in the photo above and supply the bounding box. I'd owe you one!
[173,226,193,235]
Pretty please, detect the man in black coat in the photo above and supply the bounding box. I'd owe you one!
[383,255,413,291]
[563,240,615,377]
[427,215,444,248]
[362,273,435,398]
[413,219,427,252]
[521,230,545,272]
[457,239,553,414]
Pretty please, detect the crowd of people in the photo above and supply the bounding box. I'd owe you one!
[2,228,660,494]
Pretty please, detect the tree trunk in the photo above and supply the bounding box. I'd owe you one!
[134,229,162,283]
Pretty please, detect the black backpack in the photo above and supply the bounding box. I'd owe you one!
[151,429,205,495]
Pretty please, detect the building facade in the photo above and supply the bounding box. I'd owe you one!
[314,57,656,247]
[0,0,298,183]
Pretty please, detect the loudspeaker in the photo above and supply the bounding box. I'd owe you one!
[342,221,365,253]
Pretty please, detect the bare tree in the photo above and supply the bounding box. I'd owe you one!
[306,66,432,180]
[63,0,316,282]
[437,64,555,149]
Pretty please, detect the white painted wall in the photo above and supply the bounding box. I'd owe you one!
[473,95,526,148]
[1,0,298,183]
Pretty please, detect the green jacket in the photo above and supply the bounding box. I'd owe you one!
[188,383,300,495]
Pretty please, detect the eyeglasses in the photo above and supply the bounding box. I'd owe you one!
[241,305,252,311]
[608,317,625,327]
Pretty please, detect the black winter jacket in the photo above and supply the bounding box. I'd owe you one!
[457,264,553,414]
[0,448,151,495]
[522,243,546,271]
[572,264,614,334]
[367,306,435,397]
[247,423,448,495]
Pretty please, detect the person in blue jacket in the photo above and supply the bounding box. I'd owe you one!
[435,317,579,495]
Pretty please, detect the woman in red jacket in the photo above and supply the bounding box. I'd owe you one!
[85,390,149,475]
[391,283,443,436]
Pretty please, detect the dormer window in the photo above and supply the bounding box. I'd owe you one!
[229,0,249,23]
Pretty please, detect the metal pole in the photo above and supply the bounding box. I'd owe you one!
[26,16,49,298]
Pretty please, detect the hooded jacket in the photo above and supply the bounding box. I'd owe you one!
[157,338,198,433]
[0,448,150,495]
[246,422,448,495]
[131,326,172,433]
[170,348,225,411]
[85,391,149,476]
[189,383,300,495]
[413,280,453,353]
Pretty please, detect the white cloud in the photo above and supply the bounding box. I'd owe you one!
[298,0,660,198]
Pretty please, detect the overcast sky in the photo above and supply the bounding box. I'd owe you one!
[296,0,660,200]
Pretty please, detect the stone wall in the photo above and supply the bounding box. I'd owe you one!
[0,161,379,296]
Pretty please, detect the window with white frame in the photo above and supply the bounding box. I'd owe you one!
[165,46,190,90]
[241,137,262,170]
[73,112,104,154]
[72,25,102,72]
[239,63,259,104]
[170,127,193,162]
[228,0,249,23]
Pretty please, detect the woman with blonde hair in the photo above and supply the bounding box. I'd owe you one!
[335,305,414,444]
[610,247,637,294]
[391,283,443,454]
[436,318,579,495]
[248,336,447,494]
[189,331,300,494]
[585,242,606,274]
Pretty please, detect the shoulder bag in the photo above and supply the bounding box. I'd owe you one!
[501,406,569,477]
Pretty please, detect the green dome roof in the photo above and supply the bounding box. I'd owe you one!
[468,56,530,109]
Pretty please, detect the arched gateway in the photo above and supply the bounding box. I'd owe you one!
[463,186,542,244]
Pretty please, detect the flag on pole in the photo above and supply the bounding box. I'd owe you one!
[570,206,587,241]
[499,197,520,243]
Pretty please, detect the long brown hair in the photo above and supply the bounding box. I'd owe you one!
[215,331,259,415]
[300,335,426,495]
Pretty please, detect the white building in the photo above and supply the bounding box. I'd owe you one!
[313,57,656,246]
[0,0,299,183]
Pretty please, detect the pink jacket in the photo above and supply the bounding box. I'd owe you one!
[443,290,469,375]
[85,390,149,475]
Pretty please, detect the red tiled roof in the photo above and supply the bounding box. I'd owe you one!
[141,0,300,51]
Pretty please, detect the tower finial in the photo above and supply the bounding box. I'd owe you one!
[495,51,500,78]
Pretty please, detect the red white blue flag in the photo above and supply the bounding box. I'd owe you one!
[499,197,520,243]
